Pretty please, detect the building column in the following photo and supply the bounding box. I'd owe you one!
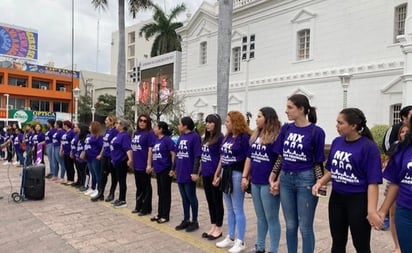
[399,1,412,105]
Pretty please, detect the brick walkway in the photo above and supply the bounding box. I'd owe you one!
[0,160,393,253]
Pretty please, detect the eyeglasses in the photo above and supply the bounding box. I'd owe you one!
[139,119,147,123]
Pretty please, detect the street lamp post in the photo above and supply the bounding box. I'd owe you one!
[86,79,95,122]
[4,94,9,126]
[73,88,80,123]
[339,73,352,109]
[241,30,255,116]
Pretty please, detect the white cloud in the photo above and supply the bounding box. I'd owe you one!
[0,0,214,74]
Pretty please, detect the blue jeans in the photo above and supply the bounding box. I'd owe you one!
[396,206,412,252]
[223,170,246,241]
[88,159,101,190]
[16,151,24,165]
[52,146,65,178]
[280,169,318,253]
[252,183,281,253]
[46,143,55,175]
[178,182,198,222]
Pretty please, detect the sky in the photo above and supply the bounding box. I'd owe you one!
[0,0,215,74]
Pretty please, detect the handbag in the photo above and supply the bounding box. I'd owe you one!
[20,142,26,151]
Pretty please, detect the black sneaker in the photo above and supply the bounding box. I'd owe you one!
[185,221,199,232]
[113,200,127,208]
[175,220,190,231]
[111,199,120,206]
[79,186,88,192]
[46,173,53,179]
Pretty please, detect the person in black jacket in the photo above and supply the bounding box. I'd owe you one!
[382,105,412,153]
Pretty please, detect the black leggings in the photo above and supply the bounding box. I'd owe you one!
[329,190,371,253]
[115,160,128,201]
[100,156,117,195]
[202,175,224,226]
[156,169,172,220]
[133,170,152,213]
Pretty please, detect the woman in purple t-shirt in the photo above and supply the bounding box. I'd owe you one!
[241,107,282,253]
[272,94,325,253]
[150,121,175,223]
[84,122,103,199]
[131,114,155,215]
[378,116,412,253]
[200,114,224,240]
[313,108,382,252]
[213,111,252,253]
[174,116,202,232]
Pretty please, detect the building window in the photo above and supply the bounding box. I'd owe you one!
[56,82,69,92]
[394,3,407,43]
[128,45,135,57]
[232,47,241,72]
[297,29,310,60]
[8,76,27,87]
[200,41,207,65]
[0,74,3,84]
[30,100,50,111]
[53,102,69,113]
[9,97,25,110]
[391,103,402,124]
[32,79,50,90]
[128,31,136,44]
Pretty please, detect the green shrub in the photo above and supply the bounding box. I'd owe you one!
[370,124,389,153]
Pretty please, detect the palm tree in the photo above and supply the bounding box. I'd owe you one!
[217,0,234,122]
[139,3,186,57]
[91,0,152,118]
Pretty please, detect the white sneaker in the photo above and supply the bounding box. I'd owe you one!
[84,189,94,195]
[228,239,245,253]
[2,161,10,165]
[216,235,234,248]
[90,190,99,198]
[12,161,19,165]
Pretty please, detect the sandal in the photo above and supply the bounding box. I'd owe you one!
[150,215,159,222]
[157,218,169,224]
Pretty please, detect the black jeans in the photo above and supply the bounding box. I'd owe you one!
[203,175,224,226]
[64,154,75,181]
[115,160,128,201]
[329,190,371,253]
[133,170,152,213]
[100,156,117,195]
[76,161,87,187]
[156,169,172,219]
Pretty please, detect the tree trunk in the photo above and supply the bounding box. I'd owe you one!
[217,0,233,122]
[116,0,126,118]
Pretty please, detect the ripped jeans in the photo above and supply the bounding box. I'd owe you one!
[280,169,318,253]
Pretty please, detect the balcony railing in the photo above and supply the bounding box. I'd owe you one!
[234,0,259,8]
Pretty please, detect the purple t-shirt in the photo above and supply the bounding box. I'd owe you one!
[71,134,78,155]
[131,130,156,171]
[248,136,278,185]
[273,123,325,172]
[61,129,75,155]
[13,133,24,153]
[201,134,223,177]
[326,136,382,193]
[32,132,45,146]
[110,131,132,166]
[175,131,202,183]
[76,138,86,164]
[383,145,412,209]
[152,135,175,173]
[221,133,250,167]
[45,128,56,145]
[102,127,118,157]
[84,134,103,162]
[52,129,65,147]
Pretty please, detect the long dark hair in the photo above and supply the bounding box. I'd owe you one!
[340,108,374,140]
[136,113,152,131]
[203,114,222,145]
[78,124,89,142]
[288,94,317,124]
[250,107,281,145]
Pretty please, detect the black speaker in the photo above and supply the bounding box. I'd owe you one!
[23,164,45,200]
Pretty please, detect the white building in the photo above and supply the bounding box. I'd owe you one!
[176,0,410,143]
